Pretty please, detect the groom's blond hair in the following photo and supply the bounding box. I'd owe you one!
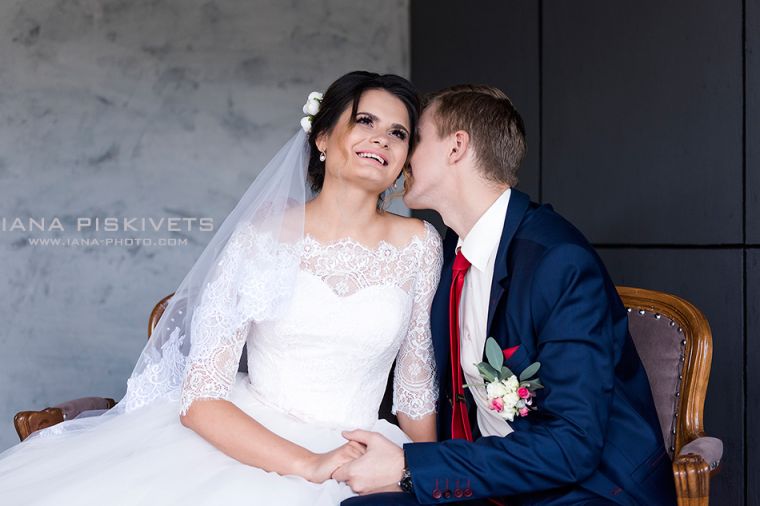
[424,85,526,187]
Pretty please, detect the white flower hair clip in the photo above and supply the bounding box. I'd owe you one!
[300,91,323,134]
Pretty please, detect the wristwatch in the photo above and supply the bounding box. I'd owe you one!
[398,467,413,494]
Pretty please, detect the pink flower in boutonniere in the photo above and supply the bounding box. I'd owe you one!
[465,338,543,423]
[489,397,505,413]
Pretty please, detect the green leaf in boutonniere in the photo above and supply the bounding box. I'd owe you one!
[501,365,514,380]
[476,362,499,383]
[485,337,504,372]
[522,379,544,390]
[519,362,541,382]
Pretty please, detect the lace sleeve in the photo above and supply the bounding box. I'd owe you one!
[392,222,443,419]
[179,225,254,415]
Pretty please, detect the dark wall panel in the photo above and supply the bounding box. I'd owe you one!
[597,248,743,506]
[749,0,760,243]
[410,0,540,200]
[542,1,743,244]
[412,2,751,502]
[748,251,759,506]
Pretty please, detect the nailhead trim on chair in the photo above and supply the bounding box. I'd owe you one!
[627,306,687,454]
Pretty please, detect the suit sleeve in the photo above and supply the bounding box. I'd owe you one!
[403,243,618,503]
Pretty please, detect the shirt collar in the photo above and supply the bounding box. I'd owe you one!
[456,188,511,272]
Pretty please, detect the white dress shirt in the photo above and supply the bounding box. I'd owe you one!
[457,188,513,437]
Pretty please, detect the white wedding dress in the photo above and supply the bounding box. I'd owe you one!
[0,221,442,506]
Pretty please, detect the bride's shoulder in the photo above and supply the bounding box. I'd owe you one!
[381,213,441,250]
[238,205,304,243]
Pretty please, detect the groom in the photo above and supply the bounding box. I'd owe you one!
[335,85,676,505]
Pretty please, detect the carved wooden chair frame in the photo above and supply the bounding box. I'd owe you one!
[617,286,719,506]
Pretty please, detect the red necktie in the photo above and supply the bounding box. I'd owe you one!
[450,250,473,441]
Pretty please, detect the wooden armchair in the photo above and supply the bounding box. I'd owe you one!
[14,287,723,506]
[617,286,722,506]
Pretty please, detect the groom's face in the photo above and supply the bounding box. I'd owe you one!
[403,107,449,210]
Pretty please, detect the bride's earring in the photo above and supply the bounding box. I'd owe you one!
[319,151,326,162]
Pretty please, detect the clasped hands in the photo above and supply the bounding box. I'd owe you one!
[305,429,405,495]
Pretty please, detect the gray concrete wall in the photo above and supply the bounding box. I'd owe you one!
[0,0,410,450]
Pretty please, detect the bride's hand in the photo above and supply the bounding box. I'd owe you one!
[302,441,366,483]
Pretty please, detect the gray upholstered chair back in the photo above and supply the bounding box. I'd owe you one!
[625,306,685,457]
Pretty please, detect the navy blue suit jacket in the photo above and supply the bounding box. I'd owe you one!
[403,190,676,505]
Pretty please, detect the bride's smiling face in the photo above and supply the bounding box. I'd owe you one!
[316,89,411,194]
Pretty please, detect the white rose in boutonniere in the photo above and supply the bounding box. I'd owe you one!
[503,392,520,409]
[486,381,508,398]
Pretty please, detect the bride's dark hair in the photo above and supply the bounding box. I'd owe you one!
[306,70,420,194]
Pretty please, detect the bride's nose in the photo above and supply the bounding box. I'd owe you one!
[371,134,389,149]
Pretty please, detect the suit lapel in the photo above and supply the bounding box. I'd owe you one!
[485,189,531,335]
[431,227,458,392]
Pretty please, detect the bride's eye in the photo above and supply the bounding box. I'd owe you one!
[356,115,373,126]
[391,129,408,141]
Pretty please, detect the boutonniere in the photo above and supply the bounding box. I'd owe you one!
[466,337,543,422]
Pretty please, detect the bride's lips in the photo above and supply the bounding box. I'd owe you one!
[355,150,388,167]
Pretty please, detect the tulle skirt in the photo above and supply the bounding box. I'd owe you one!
[0,374,410,505]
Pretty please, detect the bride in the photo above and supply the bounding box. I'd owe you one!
[0,71,442,505]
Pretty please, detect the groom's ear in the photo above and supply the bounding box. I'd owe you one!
[448,130,470,165]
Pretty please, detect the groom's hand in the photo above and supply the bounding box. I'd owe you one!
[332,430,405,495]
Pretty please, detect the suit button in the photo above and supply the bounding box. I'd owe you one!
[432,489,442,499]
[443,490,451,499]
[464,488,473,497]
[454,488,463,498]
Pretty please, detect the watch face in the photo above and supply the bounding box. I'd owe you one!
[398,467,413,493]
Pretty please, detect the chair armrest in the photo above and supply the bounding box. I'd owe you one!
[672,437,722,506]
[13,408,63,441]
[14,397,116,441]
[53,397,116,420]
[679,436,723,472]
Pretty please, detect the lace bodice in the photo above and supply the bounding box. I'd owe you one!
[179,221,443,428]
